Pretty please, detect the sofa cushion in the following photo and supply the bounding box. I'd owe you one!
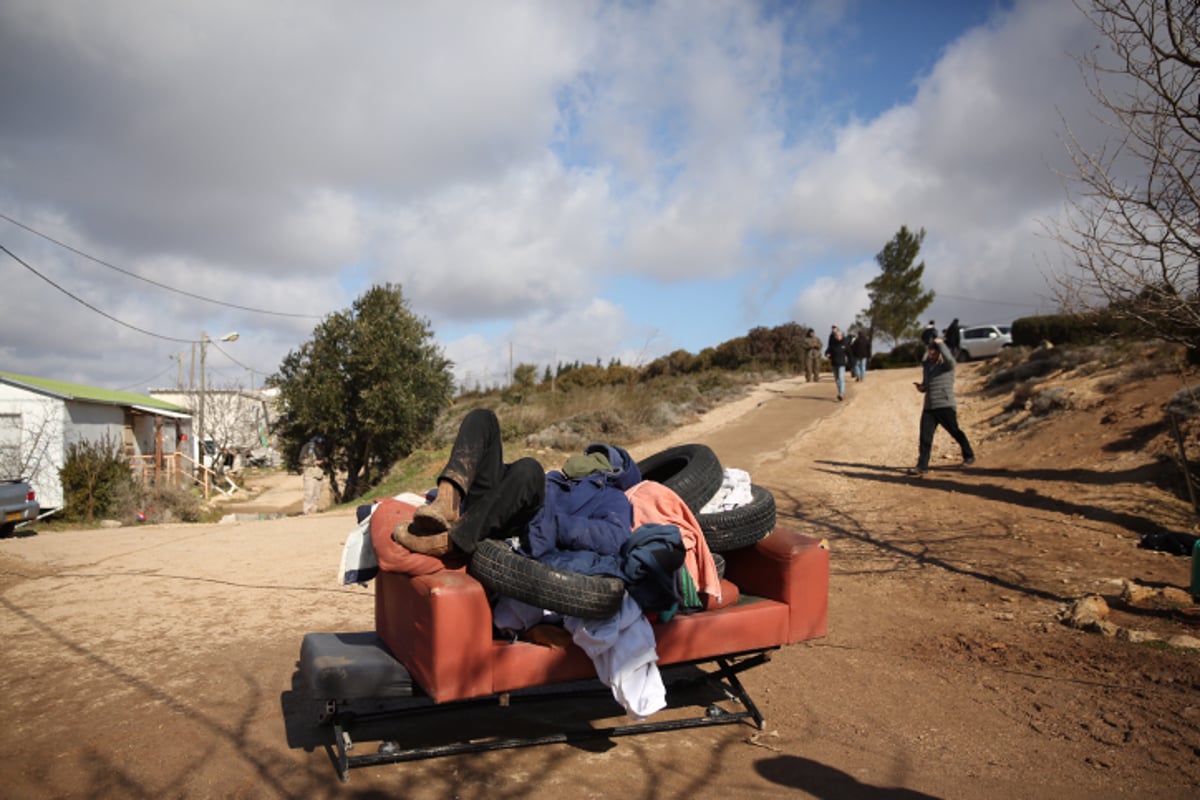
[370,499,468,575]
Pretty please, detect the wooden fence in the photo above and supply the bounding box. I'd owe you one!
[127,453,240,500]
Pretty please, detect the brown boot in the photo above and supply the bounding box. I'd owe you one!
[412,480,462,532]
[392,523,452,557]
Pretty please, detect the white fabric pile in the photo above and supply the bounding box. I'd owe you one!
[699,467,753,514]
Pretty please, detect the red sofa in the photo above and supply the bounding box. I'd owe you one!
[373,525,829,704]
[299,499,828,781]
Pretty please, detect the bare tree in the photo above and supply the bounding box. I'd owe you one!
[0,405,57,482]
[178,380,267,473]
[1049,1,1200,356]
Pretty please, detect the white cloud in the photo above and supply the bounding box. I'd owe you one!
[0,0,1111,393]
[775,0,1097,334]
[369,156,614,321]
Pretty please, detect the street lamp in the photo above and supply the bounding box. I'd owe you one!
[198,330,239,467]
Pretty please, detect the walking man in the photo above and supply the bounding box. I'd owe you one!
[851,328,871,381]
[908,338,975,476]
[825,326,850,401]
[803,328,822,382]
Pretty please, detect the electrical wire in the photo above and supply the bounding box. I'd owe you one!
[0,212,322,319]
[208,339,272,379]
[2,243,197,344]
[937,292,1046,309]
[115,360,178,392]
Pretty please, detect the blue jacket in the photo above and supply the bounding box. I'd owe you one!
[523,443,641,564]
[620,523,686,614]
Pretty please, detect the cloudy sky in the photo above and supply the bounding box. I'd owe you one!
[0,0,1104,394]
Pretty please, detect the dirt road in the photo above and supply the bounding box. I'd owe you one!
[1,364,1197,799]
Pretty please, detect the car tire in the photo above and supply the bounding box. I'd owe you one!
[636,444,724,514]
[696,484,776,552]
[958,349,971,362]
[469,539,626,619]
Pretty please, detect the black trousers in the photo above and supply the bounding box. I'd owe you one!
[440,409,545,554]
[918,407,974,470]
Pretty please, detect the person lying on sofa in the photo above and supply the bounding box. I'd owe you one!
[393,408,642,561]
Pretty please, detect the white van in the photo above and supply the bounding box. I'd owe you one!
[957,325,1013,361]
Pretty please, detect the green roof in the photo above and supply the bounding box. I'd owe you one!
[0,371,190,414]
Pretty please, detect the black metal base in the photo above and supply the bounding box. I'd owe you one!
[320,649,775,782]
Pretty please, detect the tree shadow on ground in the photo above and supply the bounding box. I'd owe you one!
[0,596,302,798]
[813,460,1174,538]
[755,755,940,799]
[769,486,1071,604]
[1102,419,1169,452]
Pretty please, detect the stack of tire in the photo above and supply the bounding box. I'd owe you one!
[635,443,776,553]
[469,443,775,619]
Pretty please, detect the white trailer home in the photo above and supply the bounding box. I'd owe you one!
[0,371,193,512]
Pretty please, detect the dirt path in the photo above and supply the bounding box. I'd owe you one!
[1,364,1197,799]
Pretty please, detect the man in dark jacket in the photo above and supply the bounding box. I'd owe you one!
[944,318,962,359]
[851,329,871,381]
[921,320,938,347]
[825,326,851,401]
[908,338,975,476]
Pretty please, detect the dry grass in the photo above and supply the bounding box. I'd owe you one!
[370,369,774,499]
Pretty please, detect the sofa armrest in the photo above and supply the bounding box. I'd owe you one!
[722,527,829,643]
[374,568,494,703]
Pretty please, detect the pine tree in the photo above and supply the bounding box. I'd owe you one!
[858,225,935,347]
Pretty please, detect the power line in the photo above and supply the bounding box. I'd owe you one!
[2,243,196,344]
[937,292,1048,309]
[0,212,322,319]
[114,360,178,393]
[209,339,272,379]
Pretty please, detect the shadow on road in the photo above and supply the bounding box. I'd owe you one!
[813,459,1172,539]
[755,755,941,799]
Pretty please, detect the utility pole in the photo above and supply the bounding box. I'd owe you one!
[196,331,239,468]
[198,332,207,465]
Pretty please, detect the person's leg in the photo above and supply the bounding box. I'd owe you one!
[303,476,318,514]
[416,408,506,530]
[834,366,845,399]
[916,410,938,471]
[935,407,975,462]
[449,457,546,555]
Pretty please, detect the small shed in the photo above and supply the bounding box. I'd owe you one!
[0,371,193,512]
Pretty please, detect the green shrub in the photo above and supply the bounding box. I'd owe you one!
[1011,312,1146,348]
[873,341,925,368]
[1029,386,1072,417]
[59,434,135,522]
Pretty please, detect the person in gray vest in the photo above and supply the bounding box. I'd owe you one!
[300,436,325,514]
[908,338,974,476]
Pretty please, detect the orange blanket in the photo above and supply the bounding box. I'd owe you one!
[625,481,722,603]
